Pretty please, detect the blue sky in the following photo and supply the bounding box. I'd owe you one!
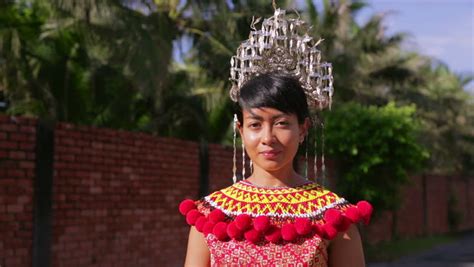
[174,0,473,91]
[292,0,473,90]
[356,0,473,91]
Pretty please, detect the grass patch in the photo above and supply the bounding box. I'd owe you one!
[365,233,460,262]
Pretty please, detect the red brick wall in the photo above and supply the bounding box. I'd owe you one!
[396,175,424,237]
[207,144,235,193]
[0,116,36,267]
[425,175,449,234]
[470,179,474,229]
[365,175,474,244]
[467,178,474,229]
[52,122,199,267]
[0,114,473,266]
[451,177,473,231]
[365,211,393,244]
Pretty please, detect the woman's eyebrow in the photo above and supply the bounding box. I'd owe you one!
[245,113,288,120]
[245,110,262,120]
[271,114,287,119]
[245,114,263,120]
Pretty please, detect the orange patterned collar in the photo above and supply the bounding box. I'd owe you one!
[179,180,373,244]
[204,180,348,218]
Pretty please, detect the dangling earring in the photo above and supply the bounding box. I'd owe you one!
[232,114,238,183]
[321,120,326,188]
[242,141,246,179]
[249,159,253,174]
[313,115,319,184]
[304,135,308,179]
[314,133,318,183]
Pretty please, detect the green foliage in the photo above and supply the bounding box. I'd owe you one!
[0,0,51,116]
[0,0,179,132]
[324,102,429,211]
[393,61,474,175]
[0,0,472,174]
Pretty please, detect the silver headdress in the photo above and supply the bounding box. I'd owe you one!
[229,8,334,110]
[230,6,333,185]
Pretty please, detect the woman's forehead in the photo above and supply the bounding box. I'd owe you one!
[243,107,295,119]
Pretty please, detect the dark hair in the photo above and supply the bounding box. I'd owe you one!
[236,72,309,124]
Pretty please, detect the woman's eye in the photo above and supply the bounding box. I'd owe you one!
[248,123,260,128]
[276,121,289,126]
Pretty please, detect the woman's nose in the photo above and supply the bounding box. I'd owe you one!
[261,126,275,145]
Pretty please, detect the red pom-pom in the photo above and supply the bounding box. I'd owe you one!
[281,223,297,242]
[213,222,229,241]
[227,222,243,240]
[195,216,207,232]
[208,209,226,223]
[179,199,196,215]
[235,214,252,231]
[264,225,282,243]
[203,221,216,236]
[244,229,262,244]
[357,201,373,225]
[344,206,361,223]
[338,216,352,232]
[294,218,312,235]
[324,208,343,227]
[253,216,271,233]
[323,224,338,240]
[186,209,202,225]
[312,223,325,237]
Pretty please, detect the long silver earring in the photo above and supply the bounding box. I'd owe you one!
[313,116,319,184]
[233,114,238,183]
[304,135,308,179]
[321,120,326,187]
[242,141,246,179]
[250,159,253,174]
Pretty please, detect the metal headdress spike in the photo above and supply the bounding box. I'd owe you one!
[228,4,334,110]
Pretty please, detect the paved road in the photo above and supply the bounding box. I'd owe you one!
[368,232,474,267]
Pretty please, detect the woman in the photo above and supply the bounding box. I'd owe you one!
[178,6,372,266]
[179,73,372,266]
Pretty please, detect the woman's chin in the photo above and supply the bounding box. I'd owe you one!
[254,159,288,172]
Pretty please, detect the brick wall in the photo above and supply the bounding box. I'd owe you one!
[207,144,235,194]
[451,176,473,231]
[0,114,473,266]
[396,175,424,237]
[52,122,199,267]
[425,175,449,234]
[365,174,474,244]
[0,116,36,267]
[364,211,393,244]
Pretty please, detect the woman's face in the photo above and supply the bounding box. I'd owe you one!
[238,107,309,173]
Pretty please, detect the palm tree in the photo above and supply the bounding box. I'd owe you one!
[1,0,185,130]
[395,60,474,174]
[0,0,55,117]
[300,0,473,174]
[2,0,472,174]
[302,0,421,106]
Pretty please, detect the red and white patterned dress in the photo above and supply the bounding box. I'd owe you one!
[179,180,372,267]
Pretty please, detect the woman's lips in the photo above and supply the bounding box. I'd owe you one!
[260,150,281,159]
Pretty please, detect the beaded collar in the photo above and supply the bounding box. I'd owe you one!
[179,180,373,244]
[240,179,314,190]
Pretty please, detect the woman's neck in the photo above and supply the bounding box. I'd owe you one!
[245,165,307,188]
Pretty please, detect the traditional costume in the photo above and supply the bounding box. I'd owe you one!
[179,5,373,266]
[180,180,372,266]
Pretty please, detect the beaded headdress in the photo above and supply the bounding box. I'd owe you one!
[230,5,334,185]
